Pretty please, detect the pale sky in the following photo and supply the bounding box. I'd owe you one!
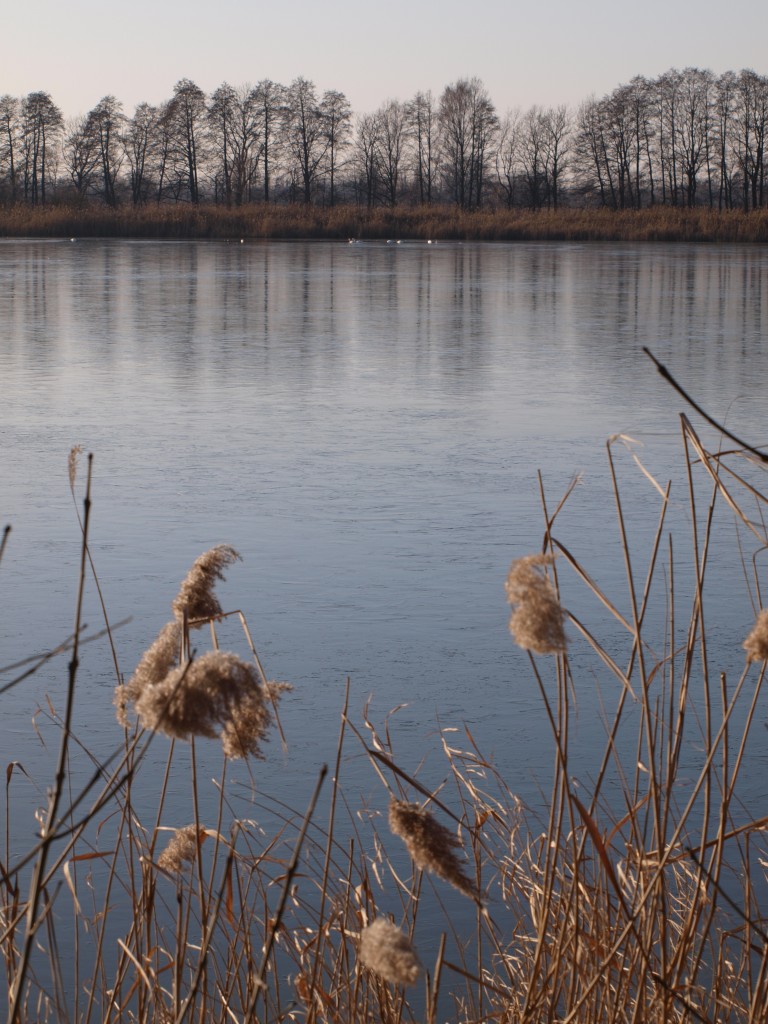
[4,0,767,120]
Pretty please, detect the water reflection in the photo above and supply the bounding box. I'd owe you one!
[5,239,765,403]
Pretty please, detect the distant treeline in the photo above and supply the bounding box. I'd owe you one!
[1,69,767,215]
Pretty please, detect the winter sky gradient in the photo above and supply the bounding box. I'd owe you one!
[5,0,768,119]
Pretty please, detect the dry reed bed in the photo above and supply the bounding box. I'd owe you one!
[1,203,768,243]
[2,411,768,1022]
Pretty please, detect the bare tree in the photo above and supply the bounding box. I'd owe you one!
[675,68,713,206]
[542,105,571,209]
[0,95,22,202]
[604,88,638,208]
[282,78,328,203]
[712,72,738,209]
[83,95,124,206]
[439,77,498,209]
[21,92,63,205]
[575,86,653,209]
[655,69,685,205]
[405,90,439,204]
[230,85,263,204]
[320,90,352,206]
[166,79,207,203]
[62,115,99,201]
[574,97,611,206]
[735,69,768,210]
[374,99,410,206]
[153,102,177,203]
[123,103,160,206]
[207,83,238,205]
[627,76,657,206]
[252,79,284,203]
[354,112,381,208]
[495,110,522,207]
[519,106,550,209]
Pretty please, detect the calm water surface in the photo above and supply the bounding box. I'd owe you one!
[2,236,768,834]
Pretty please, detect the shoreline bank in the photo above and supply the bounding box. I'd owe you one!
[1,203,768,243]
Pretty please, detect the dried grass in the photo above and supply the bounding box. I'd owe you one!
[2,202,768,243]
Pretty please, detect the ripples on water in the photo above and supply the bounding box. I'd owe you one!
[1,237,768,825]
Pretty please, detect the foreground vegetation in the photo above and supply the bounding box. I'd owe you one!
[2,202,768,243]
[3,379,768,1021]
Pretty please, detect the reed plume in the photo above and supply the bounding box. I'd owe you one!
[68,445,83,490]
[117,547,247,731]
[388,799,479,901]
[221,681,291,759]
[505,553,566,654]
[132,650,287,757]
[358,919,422,985]
[157,825,204,873]
[172,545,240,624]
[744,608,768,662]
[116,619,182,726]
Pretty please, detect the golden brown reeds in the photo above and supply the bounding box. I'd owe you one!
[505,553,566,654]
[358,919,422,985]
[2,201,768,243]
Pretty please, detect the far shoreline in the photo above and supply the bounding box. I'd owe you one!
[1,203,767,244]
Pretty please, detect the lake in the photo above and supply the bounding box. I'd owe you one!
[2,237,768,1014]
[2,236,768,781]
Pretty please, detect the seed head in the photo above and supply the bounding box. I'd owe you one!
[132,650,288,757]
[157,824,204,873]
[115,619,182,727]
[358,919,422,986]
[389,799,479,901]
[172,545,240,624]
[505,554,566,655]
[221,681,291,759]
[744,609,768,663]
[118,549,288,758]
[68,446,83,492]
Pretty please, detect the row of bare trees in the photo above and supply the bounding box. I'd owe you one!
[1,68,767,210]
[575,68,768,209]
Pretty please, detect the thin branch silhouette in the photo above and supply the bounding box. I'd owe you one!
[643,347,768,463]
